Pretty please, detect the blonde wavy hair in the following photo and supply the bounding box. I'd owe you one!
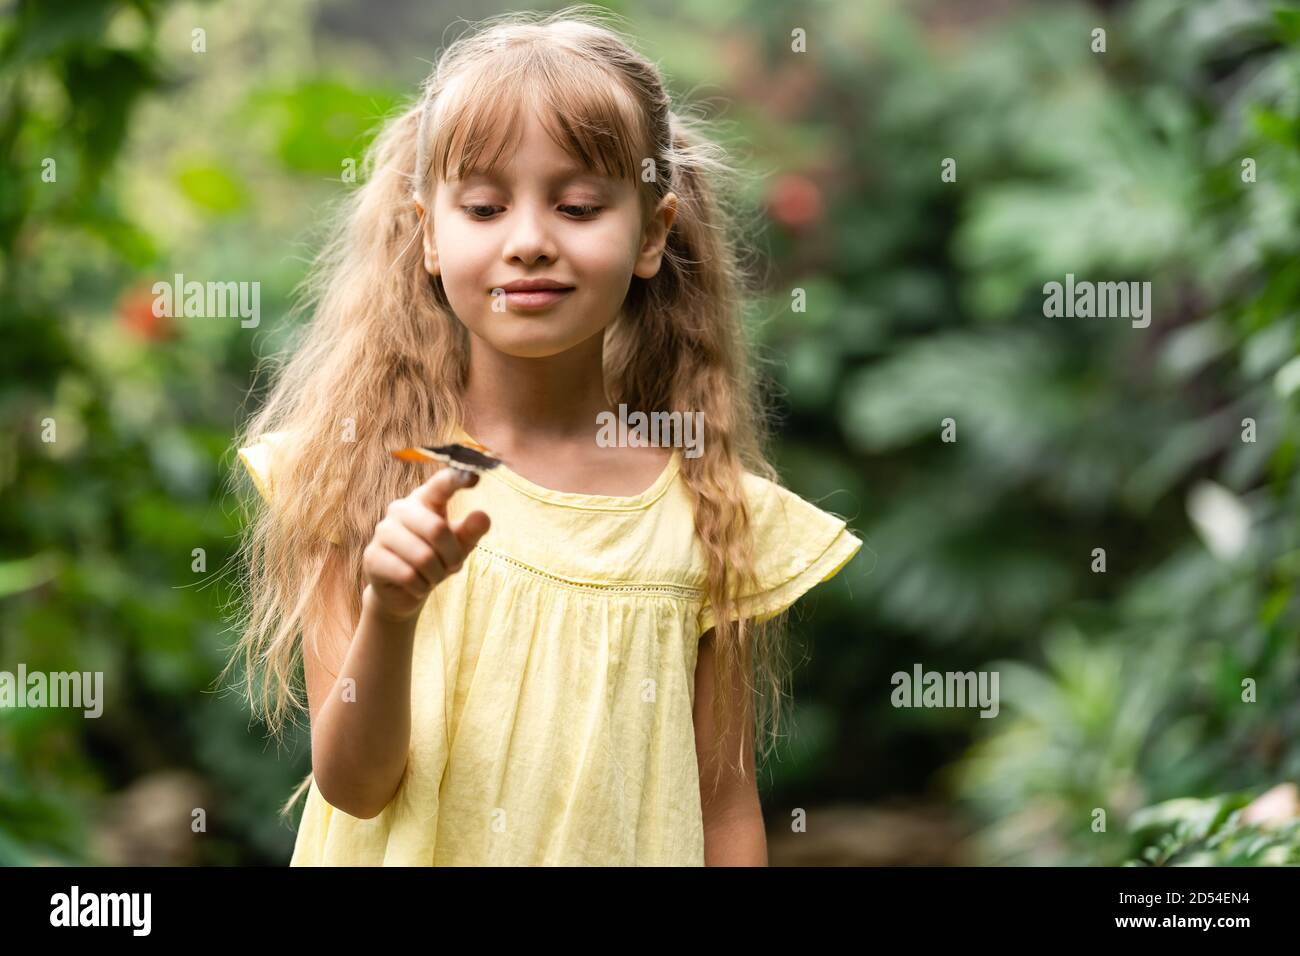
[226,5,791,816]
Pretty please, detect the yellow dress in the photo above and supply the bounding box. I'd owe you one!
[237,425,862,865]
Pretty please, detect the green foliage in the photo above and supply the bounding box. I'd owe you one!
[245,80,402,174]
[1127,792,1300,866]
[0,0,322,864]
[819,0,1300,863]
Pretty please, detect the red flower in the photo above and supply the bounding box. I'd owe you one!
[117,284,175,341]
[766,173,823,230]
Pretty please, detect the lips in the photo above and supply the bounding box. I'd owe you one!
[498,279,574,293]
[494,279,575,310]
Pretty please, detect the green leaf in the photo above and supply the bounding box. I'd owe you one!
[173,161,247,214]
[1274,8,1300,44]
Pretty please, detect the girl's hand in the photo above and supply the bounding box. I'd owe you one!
[362,468,491,624]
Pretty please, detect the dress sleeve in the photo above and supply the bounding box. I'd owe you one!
[237,431,290,507]
[697,472,863,633]
[237,431,342,546]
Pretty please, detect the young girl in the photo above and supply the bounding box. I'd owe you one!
[231,7,861,866]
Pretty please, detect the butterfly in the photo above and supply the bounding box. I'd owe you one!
[390,440,504,475]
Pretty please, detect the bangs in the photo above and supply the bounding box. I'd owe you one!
[424,44,649,187]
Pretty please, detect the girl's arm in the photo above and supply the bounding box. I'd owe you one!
[693,627,768,866]
[304,468,489,820]
[300,553,420,820]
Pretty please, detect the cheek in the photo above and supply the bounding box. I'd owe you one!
[432,225,496,318]
[570,221,641,286]
[433,219,487,280]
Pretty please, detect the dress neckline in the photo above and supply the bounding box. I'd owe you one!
[452,424,681,512]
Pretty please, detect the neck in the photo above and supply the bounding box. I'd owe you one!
[461,329,613,450]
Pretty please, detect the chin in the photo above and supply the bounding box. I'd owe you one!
[468,314,608,359]
[482,331,588,360]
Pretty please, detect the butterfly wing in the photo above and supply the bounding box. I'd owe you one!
[390,442,503,473]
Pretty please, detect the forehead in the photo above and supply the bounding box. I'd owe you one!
[447,130,618,188]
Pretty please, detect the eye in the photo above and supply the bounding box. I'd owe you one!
[559,204,602,219]
[461,205,501,220]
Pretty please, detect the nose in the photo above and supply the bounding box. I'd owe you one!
[499,200,560,268]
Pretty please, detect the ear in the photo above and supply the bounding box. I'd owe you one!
[414,199,439,277]
[633,192,678,280]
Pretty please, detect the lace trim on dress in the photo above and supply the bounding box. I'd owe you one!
[474,543,704,601]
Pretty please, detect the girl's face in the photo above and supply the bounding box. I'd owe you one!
[421,110,677,359]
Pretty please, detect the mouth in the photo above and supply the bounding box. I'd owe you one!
[496,286,575,310]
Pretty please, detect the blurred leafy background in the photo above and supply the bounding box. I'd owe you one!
[2,0,1299,865]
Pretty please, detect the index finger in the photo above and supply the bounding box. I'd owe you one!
[412,466,479,518]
